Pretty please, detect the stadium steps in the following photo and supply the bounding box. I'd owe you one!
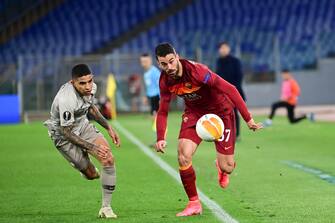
[0,0,65,45]
[90,0,193,54]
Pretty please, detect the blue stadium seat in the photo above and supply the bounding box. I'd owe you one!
[0,0,175,65]
[116,0,335,71]
[2,0,335,72]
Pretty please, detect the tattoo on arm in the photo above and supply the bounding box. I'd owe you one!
[88,105,111,130]
[60,125,96,152]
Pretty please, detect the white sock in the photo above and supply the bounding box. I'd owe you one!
[101,165,116,208]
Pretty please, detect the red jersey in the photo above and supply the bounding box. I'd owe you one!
[157,59,251,141]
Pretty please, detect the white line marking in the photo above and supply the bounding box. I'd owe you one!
[283,160,335,184]
[113,121,239,223]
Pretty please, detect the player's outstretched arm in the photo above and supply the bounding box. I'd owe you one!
[209,72,262,130]
[60,125,110,159]
[88,105,120,147]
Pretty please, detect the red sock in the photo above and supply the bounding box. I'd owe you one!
[179,165,198,201]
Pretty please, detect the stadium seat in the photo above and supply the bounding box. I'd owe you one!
[117,0,335,71]
[0,0,175,64]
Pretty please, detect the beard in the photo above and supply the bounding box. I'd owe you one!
[168,62,181,80]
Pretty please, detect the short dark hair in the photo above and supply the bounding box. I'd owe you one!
[141,53,150,57]
[218,41,229,48]
[155,42,176,59]
[282,69,290,73]
[72,64,92,78]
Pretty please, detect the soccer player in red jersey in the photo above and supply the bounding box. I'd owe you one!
[154,43,262,217]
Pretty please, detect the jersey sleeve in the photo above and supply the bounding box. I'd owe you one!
[58,96,76,127]
[194,63,252,122]
[156,75,172,141]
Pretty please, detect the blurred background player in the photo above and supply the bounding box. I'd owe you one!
[97,96,113,120]
[128,73,142,112]
[263,69,315,126]
[140,53,161,134]
[216,42,245,141]
[154,43,262,217]
[44,64,121,218]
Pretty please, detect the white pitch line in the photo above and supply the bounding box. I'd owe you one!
[282,160,335,184]
[113,121,239,223]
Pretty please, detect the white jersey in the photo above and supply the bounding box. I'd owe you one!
[44,82,97,137]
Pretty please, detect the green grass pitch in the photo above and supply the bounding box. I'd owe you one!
[0,112,334,223]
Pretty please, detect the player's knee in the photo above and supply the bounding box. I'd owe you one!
[101,152,115,166]
[178,154,191,167]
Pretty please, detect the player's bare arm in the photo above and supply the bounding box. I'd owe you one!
[60,125,109,158]
[88,104,111,130]
[88,105,121,147]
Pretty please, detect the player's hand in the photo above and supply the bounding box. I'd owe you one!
[155,140,167,153]
[247,118,263,131]
[108,128,121,147]
[95,144,110,159]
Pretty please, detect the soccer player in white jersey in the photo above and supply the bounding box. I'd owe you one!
[44,64,120,218]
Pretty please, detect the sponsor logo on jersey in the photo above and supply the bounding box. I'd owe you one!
[182,93,202,101]
[168,82,201,95]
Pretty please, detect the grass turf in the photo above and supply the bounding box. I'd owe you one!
[0,112,334,222]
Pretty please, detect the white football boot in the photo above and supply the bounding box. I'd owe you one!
[262,119,272,127]
[98,206,117,218]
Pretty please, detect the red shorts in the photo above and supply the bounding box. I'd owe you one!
[179,111,236,155]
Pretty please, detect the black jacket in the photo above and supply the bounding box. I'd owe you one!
[216,55,245,100]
